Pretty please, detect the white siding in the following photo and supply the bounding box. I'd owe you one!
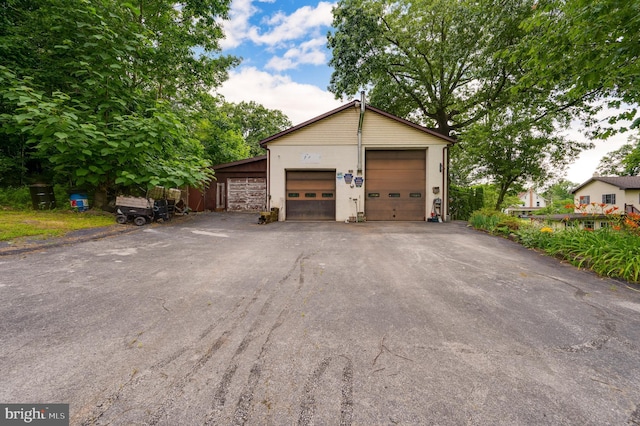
[266,106,450,221]
[573,180,633,214]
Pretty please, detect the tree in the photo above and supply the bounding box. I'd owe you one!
[518,0,640,136]
[454,108,591,209]
[542,180,578,203]
[328,0,543,136]
[221,101,292,156]
[535,179,578,214]
[596,135,640,176]
[0,0,237,205]
[191,95,250,166]
[328,0,599,207]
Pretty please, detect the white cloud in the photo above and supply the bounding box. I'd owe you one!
[215,67,344,125]
[253,2,335,46]
[219,0,256,49]
[266,37,328,71]
[220,1,335,50]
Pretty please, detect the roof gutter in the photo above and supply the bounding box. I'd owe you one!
[357,91,365,175]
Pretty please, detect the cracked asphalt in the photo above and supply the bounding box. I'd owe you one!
[1,212,640,425]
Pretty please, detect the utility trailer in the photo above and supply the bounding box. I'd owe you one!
[115,196,154,226]
[115,197,171,225]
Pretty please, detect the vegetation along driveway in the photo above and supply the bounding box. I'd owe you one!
[1,213,640,425]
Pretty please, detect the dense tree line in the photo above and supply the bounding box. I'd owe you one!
[0,0,290,206]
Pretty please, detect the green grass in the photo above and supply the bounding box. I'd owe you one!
[0,210,115,242]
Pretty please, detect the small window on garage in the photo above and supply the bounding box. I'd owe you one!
[368,193,380,198]
[305,193,316,198]
[388,193,400,198]
[409,193,422,198]
[288,192,300,198]
[321,193,333,198]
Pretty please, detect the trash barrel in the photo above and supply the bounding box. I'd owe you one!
[69,193,89,212]
[29,184,56,210]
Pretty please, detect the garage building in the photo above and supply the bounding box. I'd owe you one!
[188,156,267,212]
[260,99,454,221]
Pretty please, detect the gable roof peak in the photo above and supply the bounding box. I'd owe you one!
[259,100,455,146]
[572,175,640,192]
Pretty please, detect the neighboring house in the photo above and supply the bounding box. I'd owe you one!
[519,188,547,208]
[571,176,640,214]
[259,98,454,222]
[506,188,546,216]
[531,175,640,230]
[188,156,267,212]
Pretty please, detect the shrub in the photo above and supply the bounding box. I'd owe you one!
[0,186,32,210]
[0,185,75,210]
[468,208,508,231]
[516,224,555,250]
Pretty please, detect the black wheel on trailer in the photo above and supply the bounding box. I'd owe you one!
[133,216,147,226]
[116,214,128,224]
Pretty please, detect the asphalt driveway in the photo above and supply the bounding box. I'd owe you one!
[1,213,640,425]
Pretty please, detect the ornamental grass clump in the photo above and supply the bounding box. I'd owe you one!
[544,228,640,283]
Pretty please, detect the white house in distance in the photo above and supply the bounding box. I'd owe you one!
[506,188,547,216]
[519,188,547,209]
[259,97,455,222]
[572,176,640,214]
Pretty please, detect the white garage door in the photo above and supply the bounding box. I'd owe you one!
[227,178,266,211]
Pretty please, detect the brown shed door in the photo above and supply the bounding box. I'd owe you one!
[286,171,335,221]
[365,150,426,221]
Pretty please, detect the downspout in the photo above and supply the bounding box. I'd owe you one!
[442,145,449,221]
[357,91,365,175]
[266,146,271,212]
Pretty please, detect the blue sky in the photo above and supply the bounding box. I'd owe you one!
[214,0,629,184]
[215,0,344,126]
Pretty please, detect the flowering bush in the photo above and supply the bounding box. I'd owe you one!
[469,205,640,283]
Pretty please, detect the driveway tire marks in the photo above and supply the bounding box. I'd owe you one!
[202,253,308,424]
[297,356,355,426]
[78,272,275,424]
[298,357,332,425]
[340,356,354,426]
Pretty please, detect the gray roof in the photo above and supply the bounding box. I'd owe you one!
[571,176,640,193]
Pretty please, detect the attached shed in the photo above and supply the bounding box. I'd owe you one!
[188,156,267,212]
[260,100,454,222]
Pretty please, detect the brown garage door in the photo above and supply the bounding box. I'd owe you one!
[365,150,426,221]
[286,171,335,221]
[227,177,266,211]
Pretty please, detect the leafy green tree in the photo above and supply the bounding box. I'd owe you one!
[542,180,578,203]
[596,135,640,176]
[328,0,543,136]
[518,0,640,135]
[221,101,292,156]
[455,108,591,209]
[328,0,593,209]
[192,98,250,166]
[0,0,237,205]
[533,180,577,215]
